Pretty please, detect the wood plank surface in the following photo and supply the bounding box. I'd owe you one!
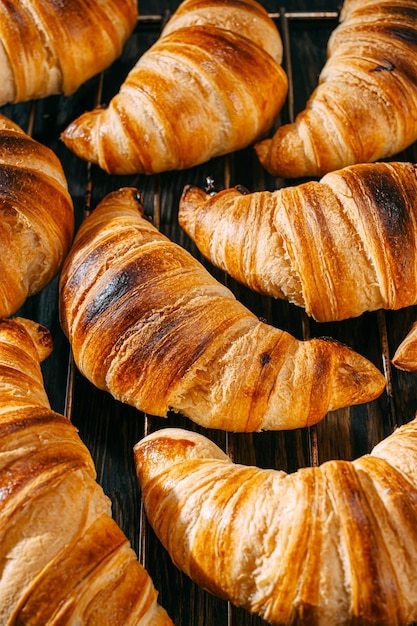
[2,2,417,624]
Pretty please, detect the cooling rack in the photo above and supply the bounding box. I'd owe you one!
[2,2,417,624]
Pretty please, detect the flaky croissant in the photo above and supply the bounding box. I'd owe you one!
[134,421,417,626]
[179,161,417,323]
[392,321,417,371]
[59,187,385,433]
[61,0,288,175]
[0,316,172,625]
[0,113,74,318]
[0,0,137,105]
[255,0,417,178]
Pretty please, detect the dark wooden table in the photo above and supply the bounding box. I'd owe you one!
[3,2,417,624]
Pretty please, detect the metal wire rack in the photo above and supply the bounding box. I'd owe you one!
[4,3,417,625]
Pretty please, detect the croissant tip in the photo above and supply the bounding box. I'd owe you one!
[391,356,417,373]
[254,137,283,177]
[180,184,207,201]
[179,186,209,236]
[338,357,386,409]
[0,318,53,369]
[96,187,145,214]
[61,110,103,165]
[60,121,78,145]
[391,321,417,372]
[134,428,230,486]
[11,317,54,362]
[134,428,196,485]
[0,113,24,134]
[254,137,270,165]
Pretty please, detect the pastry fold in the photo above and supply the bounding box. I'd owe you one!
[134,420,417,625]
[0,114,74,317]
[256,0,417,178]
[61,0,288,175]
[179,162,417,322]
[0,316,172,625]
[59,187,385,432]
[0,0,137,104]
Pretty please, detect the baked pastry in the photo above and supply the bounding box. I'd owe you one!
[179,161,417,323]
[0,316,172,625]
[0,113,74,317]
[255,0,417,178]
[0,0,138,105]
[392,321,417,371]
[134,420,417,625]
[59,187,385,433]
[61,0,288,175]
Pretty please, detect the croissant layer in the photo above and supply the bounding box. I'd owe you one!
[179,162,417,322]
[61,0,288,175]
[392,321,417,372]
[134,420,417,625]
[0,316,172,625]
[0,0,137,105]
[59,187,385,432]
[255,0,417,178]
[0,114,74,317]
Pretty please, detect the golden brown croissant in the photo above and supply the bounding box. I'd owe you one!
[255,0,417,178]
[59,187,385,433]
[0,315,173,625]
[392,321,417,371]
[0,113,74,317]
[134,420,417,626]
[179,161,417,323]
[61,0,288,175]
[0,0,137,105]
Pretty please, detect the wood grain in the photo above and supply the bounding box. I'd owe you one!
[2,2,416,624]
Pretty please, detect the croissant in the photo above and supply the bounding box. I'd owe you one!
[134,420,417,625]
[179,161,417,323]
[0,315,173,625]
[255,0,417,178]
[60,0,288,175]
[0,113,74,318]
[392,321,417,371]
[59,186,385,433]
[0,0,137,105]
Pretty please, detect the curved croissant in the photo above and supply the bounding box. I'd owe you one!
[255,0,417,178]
[59,187,385,433]
[0,316,172,625]
[179,162,417,323]
[0,0,137,105]
[392,321,417,371]
[0,113,74,318]
[134,421,417,625]
[61,0,288,175]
